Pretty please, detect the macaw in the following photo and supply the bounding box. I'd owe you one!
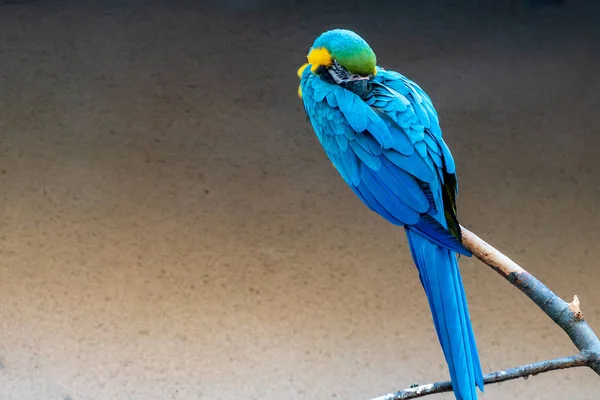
[297,29,484,400]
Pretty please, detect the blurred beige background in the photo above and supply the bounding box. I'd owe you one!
[1,0,599,399]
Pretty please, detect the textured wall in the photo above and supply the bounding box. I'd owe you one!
[0,1,599,399]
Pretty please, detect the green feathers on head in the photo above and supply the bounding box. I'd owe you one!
[311,29,377,76]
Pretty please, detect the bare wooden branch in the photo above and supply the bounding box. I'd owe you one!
[461,227,600,374]
[371,354,590,400]
[366,227,600,400]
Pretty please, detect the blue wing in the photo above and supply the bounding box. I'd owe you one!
[300,67,470,256]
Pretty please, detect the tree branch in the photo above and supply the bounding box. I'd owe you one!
[372,354,590,400]
[461,227,600,374]
[366,227,600,400]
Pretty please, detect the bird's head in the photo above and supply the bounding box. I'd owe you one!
[297,29,377,97]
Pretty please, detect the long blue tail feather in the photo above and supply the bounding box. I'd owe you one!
[456,266,485,389]
[406,228,483,400]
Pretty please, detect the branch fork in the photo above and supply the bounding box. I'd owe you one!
[366,227,600,400]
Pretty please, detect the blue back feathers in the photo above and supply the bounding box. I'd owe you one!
[300,64,468,255]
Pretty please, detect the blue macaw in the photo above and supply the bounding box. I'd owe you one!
[297,29,484,400]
